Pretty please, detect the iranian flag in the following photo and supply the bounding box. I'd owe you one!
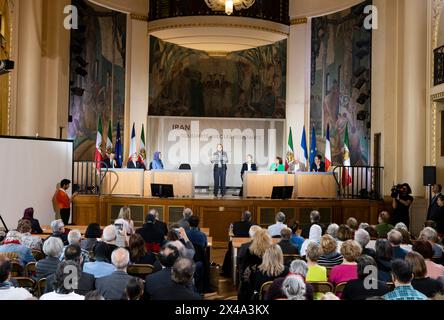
[94,117,103,169]
[128,123,137,161]
[139,124,147,168]
[285,127,294,171]
[106,120,113,154]
[342,124,352,187]
[325,124,332,171]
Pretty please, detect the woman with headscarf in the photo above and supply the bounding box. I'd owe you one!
[299,224,322,257]
[22,208,43,234]
[150,152,164,170]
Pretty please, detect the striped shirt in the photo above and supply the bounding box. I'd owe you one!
[318,252,344,267]
[383,285,428,300]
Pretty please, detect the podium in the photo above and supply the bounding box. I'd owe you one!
[144,170,194,198]
[243,172,295,198]
[101,169,145,196]
[294,172,337,199]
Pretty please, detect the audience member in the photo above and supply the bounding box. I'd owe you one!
[358,223,370,230]
[232,211,254,237]
[83,242,116,278]
[419,227,443,259]
[289,222,305,252]
[432,195,444,236]
[39,261,85,300]
[383,259,428,300]
[318,235,343,267]
[412,241,444,279]
[306,242,327,283]
[60,230,90,263]
[342,255,390,300]
[153,210,169,236]
[81,223,102,252]
[364,226,379,239]
[268,212,287,238]
[374,239,393,282]
[114,206,135,236]
[177,208,193,230]
[301,211,321,239]
[22,208,43,234]
[329,240,361,287]
[84,291,105,300]
[36,237,64,279]
[287,260,314,300]
[101,225,119,262]
[0,255,33,300]
[346,217,358,231]
[337,224,353,242]
[300,224,322,257]
[405,251,444,298]
[326,223,339,239]
[375,211,394,238]
[17,219,42,251]
[186,216,208,248]
[49,219,68,245]
[129,234,156,265]
[237,225,262,274]
[278,228,298,255]
[282,275,306,300]
[136,213,165,252]
[354,229,376,258]
[388,229,407,260]
[125,277,144,300]
[0,231,35,266]
[95,248,134,300]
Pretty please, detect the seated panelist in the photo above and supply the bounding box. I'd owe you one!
[103,151,119,169]
[269,157,285,172]
[241,154,257,181]
[311,155,326,173]
[149,151,164,170]
[127,153,145,169]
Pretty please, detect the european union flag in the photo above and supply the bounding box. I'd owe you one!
[309,126,317,171]
[115,121,123,168]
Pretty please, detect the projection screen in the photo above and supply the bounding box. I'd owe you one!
[0,137,73,230]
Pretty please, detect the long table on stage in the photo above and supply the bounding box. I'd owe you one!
[243,171,337,199]
[101,169,193,197]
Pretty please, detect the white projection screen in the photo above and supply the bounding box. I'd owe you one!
[0,137,73,230]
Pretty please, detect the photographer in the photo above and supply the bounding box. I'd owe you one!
[391,183,414,229]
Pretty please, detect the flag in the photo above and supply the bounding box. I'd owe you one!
[342,124,352,187]
[309,126,317,171]
[128,123,137,161]
[325,123,332,171]
[115,121,123,168]
[106,120,113,154]
[300,126,308,170]
[139,124,147,168]
[285,127,294,171]
[94,117,103,170]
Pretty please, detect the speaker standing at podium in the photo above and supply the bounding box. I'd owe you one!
[211,144,228,198]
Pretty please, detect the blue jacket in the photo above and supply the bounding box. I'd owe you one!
[0,244,35,266]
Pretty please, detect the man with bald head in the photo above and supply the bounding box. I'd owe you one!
[95,248,134,300]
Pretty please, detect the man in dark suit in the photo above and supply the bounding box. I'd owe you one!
[152,210,169,236]
[95,248,134,300]
[239,155,257,197]
[427,184,442,221]
[45,245,95,295]
[103,151,119,169]
[149,258,202,300]
[301,210,321,239]
[127,153,145,169]
[277,227,298,255]
[311,154,326,172]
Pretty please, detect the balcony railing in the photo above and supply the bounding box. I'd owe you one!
[434,45,444,86]
[332,166,384,200]
[148,0,290,25]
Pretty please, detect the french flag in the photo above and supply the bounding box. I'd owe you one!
[325,124,332,171]
[128,123,137,161]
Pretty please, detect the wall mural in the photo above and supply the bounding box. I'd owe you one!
[149,36,287,119]
[68,0,126,160]
[310,0,372,166]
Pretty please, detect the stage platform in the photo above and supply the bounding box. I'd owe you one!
[73,194,385,247]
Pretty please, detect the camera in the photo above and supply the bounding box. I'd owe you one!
[391,184,402,198]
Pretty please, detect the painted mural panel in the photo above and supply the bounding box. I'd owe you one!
[310,1,372,166]
[149,36,287,119]
[68,0,126,160]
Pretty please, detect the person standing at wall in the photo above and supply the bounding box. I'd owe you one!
[211,144,228,198]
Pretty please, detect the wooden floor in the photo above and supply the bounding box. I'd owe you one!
[207,247,238,300]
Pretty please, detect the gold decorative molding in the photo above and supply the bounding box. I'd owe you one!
[130,13,148,21]
[290,18,308,25]
[432,92,444,101]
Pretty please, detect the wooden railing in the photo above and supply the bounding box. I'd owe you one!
[332,166,384,200]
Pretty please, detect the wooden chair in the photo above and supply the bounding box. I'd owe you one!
[283,254,302,266]
[25,262,37,278]
[32,250,45,261]
[334,282,348,295]
[308,282,334,295]
[13,277,36,294]
[127,264,155,279]
[259,281,274,300]
[36,278,47,298]
[10,261,24,277]
[0,252,19,260]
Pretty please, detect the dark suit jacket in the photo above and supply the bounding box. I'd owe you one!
[428,193,443,220]
[95,271,134,300]
[144,267,172,300]
[301,223,321,239]
[154,220,169,236]
[136,223,165,246]
[103,158,119,169]
[127,161,145,169]
[311,162,326,172]
[240,163,257,180]
[232,221,253,238]
[30,219,43,234]
[148,278,202,301]
[277,239,298,255]
[36,257,60,280]
[45,271,95,296]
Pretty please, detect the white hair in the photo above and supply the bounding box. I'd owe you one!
[111,248,130,270]
[102,225,117,242]
[5,230,21,242]
[276,212,286,223]
[326,224,339,238]
[289,260,308,277]
[395,222,408,231]
[183,208,193,219]
[43,236,64,257]
[282,275,306,300]
[51,219,64,233]
[420,227,438,242]
[359,223,370,230]
[354,229,370,248]
[67,230,82,245]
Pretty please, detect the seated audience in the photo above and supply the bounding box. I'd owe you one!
[81,223,102,252]
[337,224,353,244]
[359,223,370,230]
[301,210,321,239]
[186,216,208,249]
[374,239,393,282]
[326,223,339,239]
[278,228,298,255]
[129,233,156,265]
[22,207,43,234]
[289,222,305,252]
[419,227,443,259]
[101,225,119,262]
[17,219,42,251]
[263,277,287,300]
[177,208,193,230]
[36,237,64,279]
[388,229,408,260]
[165,227,195,261]
[383,259,428,300]
[149,258,202,300]
[412,241,444,280]
[124,277,144,300]
[237,225,262,274]
[136,212,165,252]
[95,248,134,300]
[0,255,33,300]
[342,255,390,300]
[364,226,379,239]
[346,217,358,231]
[153,210,169,236]
[305,242,327,282]
[0,231,35,266]
[45,245,95,296]
[114,206,135,236]
[355,229,376,258]
[83,242,116,278]
[318,235,343,267]
[282,275,306,300]
[300,224,322,257]
[268,212,287,238]
[329,240,361,287]
[49,219,68,245]
[405,251,444,298]
[60,230,90,263]
[375,211,394,238]
[40,261,85,300]
[287,260,314,300]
